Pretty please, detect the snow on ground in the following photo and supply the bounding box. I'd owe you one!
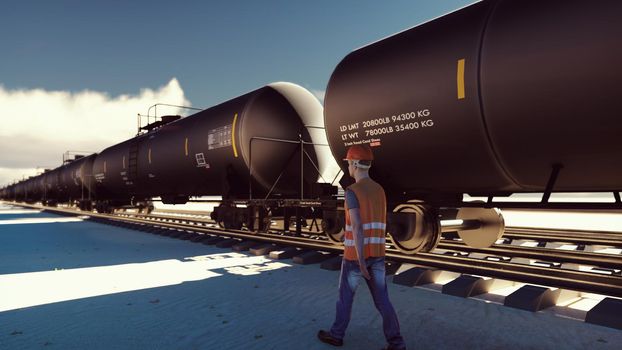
[0,202,621,350]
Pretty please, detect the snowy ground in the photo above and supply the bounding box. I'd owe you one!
[0,202,621,350]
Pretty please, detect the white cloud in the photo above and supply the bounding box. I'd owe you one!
[0,167,39,185]
[0,78,190,186]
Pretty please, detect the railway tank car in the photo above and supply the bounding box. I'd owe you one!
[92,82,339,224]
[13,179,28,203]
[0,154,97,208]
[35,171,51,205]
[323,0,622,253]
[42,168,59,205]
[58,154,97,210]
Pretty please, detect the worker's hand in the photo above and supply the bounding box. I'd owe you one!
[359,263,371,280]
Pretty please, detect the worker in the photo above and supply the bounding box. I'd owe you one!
[318,144,406,350]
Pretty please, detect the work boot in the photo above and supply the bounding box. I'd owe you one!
[317,330,343,347]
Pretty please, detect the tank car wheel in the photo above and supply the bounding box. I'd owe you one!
[322,212,344,245]
[212,203,244,230]
[95,202,113,214]
[247,206,271,233]
[323,226,344,245]
[259,208,272,233]
[387,203,441,254]
[224,218,243,230]
[255,216,271,233]
[455,207,505,248]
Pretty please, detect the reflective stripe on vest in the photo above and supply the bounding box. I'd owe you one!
[343,178,387,261]
[345,222,387,231]
[343,236,386,247]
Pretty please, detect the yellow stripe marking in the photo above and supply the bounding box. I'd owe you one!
[103,161,107,173]
[457,58,466,100]
[232,113,239,158]
[185,137,189,156]
[148,148,152,164]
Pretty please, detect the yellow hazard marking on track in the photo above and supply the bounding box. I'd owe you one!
[148,148,152,164]
[232,113,239,158]
[185,137,189,156]
[457,58,466,99]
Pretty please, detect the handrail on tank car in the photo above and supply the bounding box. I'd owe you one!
[330,168,343,187]
[62,150,96,164]
[137,103,205,135]
[147,103,203,118]
[303,124,344,186]
[247,135,330,201]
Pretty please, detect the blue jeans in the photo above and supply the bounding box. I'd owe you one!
[330,257,405,348]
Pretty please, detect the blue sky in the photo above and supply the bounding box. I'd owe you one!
[1,0,474,107]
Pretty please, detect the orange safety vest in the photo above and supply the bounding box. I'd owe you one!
[343,177,387,261]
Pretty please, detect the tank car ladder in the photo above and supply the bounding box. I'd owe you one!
[127,141,139,184]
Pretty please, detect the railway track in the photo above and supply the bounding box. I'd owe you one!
[96,215,622,297]
[136,211,622,250]
[437,241,622,270]
[503,227,622,247]
[135,210,622,242]
[122,211,622,272]
[8,202,622,298]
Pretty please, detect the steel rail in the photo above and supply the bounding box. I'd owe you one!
[131,213,622,268]
[116,212,327,236]
[104,212,622,298]
[502,229,622,247]
[125,211,622,269]
[437,241,622,270]
[138,211,622,246]
[121,208,622,241]
[134,212,622,248]
[389,251,622,297]
[506,226,622,237]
